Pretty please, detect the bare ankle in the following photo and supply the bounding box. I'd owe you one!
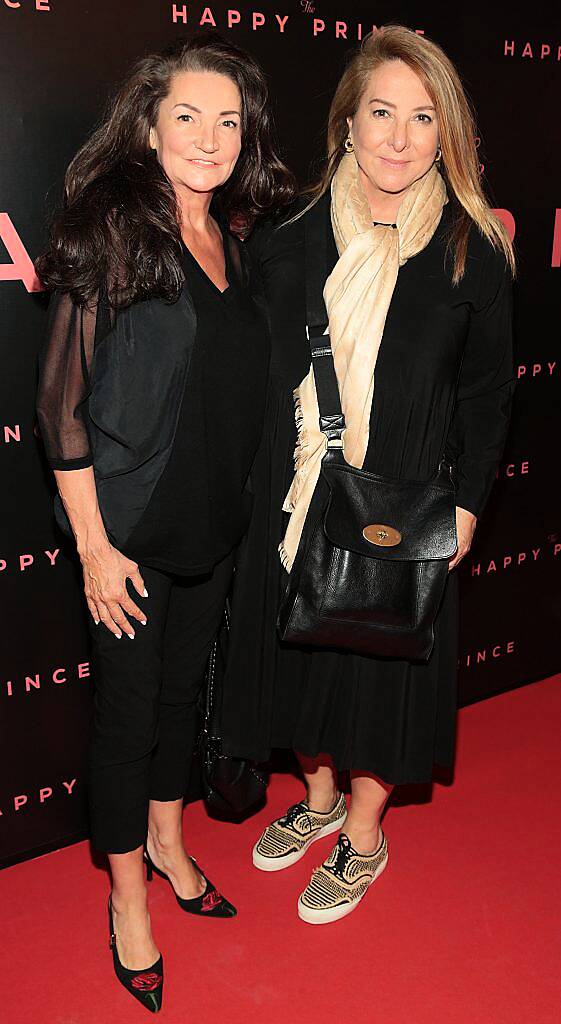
[111,890,149,915]
[306,786,339,814]
[147,829,182,856]
[343,820,382,854]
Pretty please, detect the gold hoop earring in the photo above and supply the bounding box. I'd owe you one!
[344,137,354,153]
[435,147,442,162]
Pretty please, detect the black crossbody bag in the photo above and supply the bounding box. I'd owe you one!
[277,208,457,662]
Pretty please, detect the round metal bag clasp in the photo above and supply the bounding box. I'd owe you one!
[362,523,402,547]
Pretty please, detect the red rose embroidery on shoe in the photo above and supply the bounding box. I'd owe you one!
[131,972,162,991]
[201,890,224,912]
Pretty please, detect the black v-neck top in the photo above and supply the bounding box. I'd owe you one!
[123,237,269,575]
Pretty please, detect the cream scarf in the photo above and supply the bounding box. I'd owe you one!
[280,153,447,571]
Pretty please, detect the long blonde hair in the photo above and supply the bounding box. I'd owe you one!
[307,26,515,282]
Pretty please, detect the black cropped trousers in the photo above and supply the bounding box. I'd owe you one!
[87,554,233,853]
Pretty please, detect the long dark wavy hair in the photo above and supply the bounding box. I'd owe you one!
[36,33,295,307]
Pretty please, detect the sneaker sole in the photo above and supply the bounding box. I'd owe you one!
[297,851,388,924]
[252,812,347,873]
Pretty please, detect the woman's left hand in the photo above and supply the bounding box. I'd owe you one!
[448,506,477,571]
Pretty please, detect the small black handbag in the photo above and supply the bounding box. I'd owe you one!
[199,601,267,817]
[277,208,457,662]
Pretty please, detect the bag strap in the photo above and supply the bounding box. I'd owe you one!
[304,203,454,482]
[202,599,230,732]
[304,202,346,449]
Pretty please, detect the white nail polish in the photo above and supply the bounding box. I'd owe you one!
[143,589,149,598]
[128,633,135,640]
[141,620,147,626]
[115,632,122,639]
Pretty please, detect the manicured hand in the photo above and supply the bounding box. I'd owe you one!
[81,541,148,638]
[448,506,477,571]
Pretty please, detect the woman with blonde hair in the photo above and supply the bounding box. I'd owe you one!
[223,25,515,924]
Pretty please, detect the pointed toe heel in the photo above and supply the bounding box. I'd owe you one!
[108,896,164,1014]
[143,847,237,918]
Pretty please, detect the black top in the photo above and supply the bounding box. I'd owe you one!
[125,240,268,574]
[248,196,515,517]
[37,229,270,573]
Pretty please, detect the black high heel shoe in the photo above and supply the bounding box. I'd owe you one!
[108,895,164,1014]
[144,846,237,918]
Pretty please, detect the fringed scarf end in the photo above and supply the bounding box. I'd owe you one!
[292,388,309,468]
[278,540,293,573]
[285,383,324,511]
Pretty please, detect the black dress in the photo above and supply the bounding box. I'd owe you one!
[221,195,514,785]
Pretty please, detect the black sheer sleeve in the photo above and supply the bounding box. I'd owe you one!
[445,247,515,518]
[36,290,110,470]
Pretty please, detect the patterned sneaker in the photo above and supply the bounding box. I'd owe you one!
[298,831,388,924]
[252,793,347,872]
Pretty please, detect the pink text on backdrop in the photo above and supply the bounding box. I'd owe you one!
[551,209,561,267]
[1,1,51,10]
[0,214,43,292]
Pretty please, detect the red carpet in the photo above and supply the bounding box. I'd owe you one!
[2,676,560,1024]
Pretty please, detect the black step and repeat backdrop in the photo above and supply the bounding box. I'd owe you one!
[1,1,560,865]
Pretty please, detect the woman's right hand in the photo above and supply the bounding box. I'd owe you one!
[81,540,148,639]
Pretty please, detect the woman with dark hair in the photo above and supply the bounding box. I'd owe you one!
[222,25,514,924]
[36,33,294,1012]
